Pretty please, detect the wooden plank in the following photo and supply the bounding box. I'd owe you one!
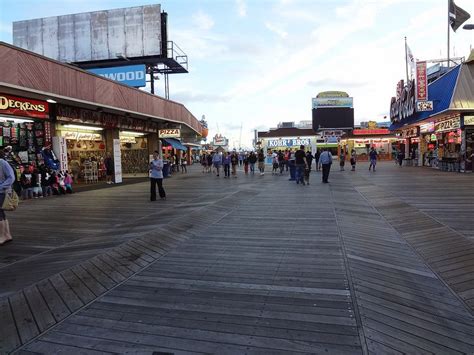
[23,285,56,332]
[36,279,71,322]
[0,297,21,353]
[61,269,96,304]
[70,265,108,296]
[48,274,84,312]
[9,291,39,344]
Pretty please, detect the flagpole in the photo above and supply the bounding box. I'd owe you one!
[447,0,450,68]
[405,36,409,83]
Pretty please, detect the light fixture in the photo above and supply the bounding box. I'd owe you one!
[62,124,103,131]
[0,116,34,123]
[120,131,146,136]
[46,99,57,104]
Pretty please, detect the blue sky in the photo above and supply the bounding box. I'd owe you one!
[1,0,473,148]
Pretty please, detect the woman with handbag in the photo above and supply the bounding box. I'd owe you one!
[0,149,16,245]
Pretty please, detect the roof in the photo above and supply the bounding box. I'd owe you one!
[258,127,315,138]
[450,62,474,109]
[0,42,202,135]
[390,64,461,130]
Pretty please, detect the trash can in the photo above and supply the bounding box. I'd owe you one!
[163,160,170,178]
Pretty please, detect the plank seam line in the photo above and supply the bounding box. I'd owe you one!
[20,289,42,336]
[329,185,369,355]
[7,296,22,349]
[350,178,474,318]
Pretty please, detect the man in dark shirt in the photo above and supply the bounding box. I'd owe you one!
[294,145,308,185]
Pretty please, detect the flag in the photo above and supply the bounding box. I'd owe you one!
[449,0,471,32]
[406,44,415,79]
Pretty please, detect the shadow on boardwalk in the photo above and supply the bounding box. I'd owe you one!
[1,163,474,354]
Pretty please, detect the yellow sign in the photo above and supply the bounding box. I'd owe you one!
[316,91,349,98]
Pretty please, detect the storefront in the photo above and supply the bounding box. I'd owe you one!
[340,128,398,161]
[0,93,55,174]
[55,104,159,181]
[389,60,474,172]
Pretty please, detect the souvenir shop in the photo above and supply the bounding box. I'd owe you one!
[55,104,158,181]
[340,128,398,161]
[0,93,57,174]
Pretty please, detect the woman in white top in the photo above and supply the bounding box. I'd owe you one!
[149,150,166,201]
[0,149,15,245]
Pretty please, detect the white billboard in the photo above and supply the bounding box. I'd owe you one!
[13,5,162,63]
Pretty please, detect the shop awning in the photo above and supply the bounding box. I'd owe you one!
[162,138,187,150]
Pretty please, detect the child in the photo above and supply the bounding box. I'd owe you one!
[20,169,33,200]
[32,168,43,198]
[64,171,73,193]
[304,166,311,185]
[350,149,357,171]
[58,172,67,194]
[339,152,345,171]
[272,155,279,175]
[41,168,52,197]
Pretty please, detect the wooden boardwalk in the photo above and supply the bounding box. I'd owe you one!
[1,163,473,354]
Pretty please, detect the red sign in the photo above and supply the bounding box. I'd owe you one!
[416,61,427,101]
[353,129,390,135]
[0,94,49,119]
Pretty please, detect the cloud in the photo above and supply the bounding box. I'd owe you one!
[307,79,368,89]
[192,10,214,31]
[265,22,288,39]
[172,91,229,103]
[236,0,247,17]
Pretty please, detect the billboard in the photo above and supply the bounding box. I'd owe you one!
[312,97,353,109]
[13,5,162,63]
[312,107,354,130]
[88,65,146,87]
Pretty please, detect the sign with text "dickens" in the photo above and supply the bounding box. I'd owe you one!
[89,65,146,87]
[435,117,460,133]
[159,129,181,138]
[0,94,49,119]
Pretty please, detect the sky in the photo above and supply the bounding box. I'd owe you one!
[1,0,473,149]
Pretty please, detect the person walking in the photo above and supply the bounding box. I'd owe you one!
[243,153,249,174]
[181,153,188,173]
[319,148,333,183]
[257,149,265,176]
[350,149,357,171]
[294,145,307,185]
[278,150,285,174]
[369,147,378,171]
[339,151,346,171]
[248,151,257,174]
[306,151,314,171]
[397,149,404,167]
[104,152,114,184]
[149,151,166,201]
[0,149,16,245]
[213,151,223,177]
[314,149,321,171]
[223,152,231,178]
[207,153,213,173]
[231,151,239,178]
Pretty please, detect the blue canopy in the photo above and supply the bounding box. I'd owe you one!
[162,138,187,150]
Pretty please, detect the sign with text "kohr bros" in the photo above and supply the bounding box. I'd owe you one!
[267,138,311,148]
[88,65,147,88]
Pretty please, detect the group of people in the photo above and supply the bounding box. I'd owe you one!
[18,166,74,199]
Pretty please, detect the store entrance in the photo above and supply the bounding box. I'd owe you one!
[120,131,149,177]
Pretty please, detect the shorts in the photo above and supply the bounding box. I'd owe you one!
[33,186,42,195]
[370,159,377,165]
